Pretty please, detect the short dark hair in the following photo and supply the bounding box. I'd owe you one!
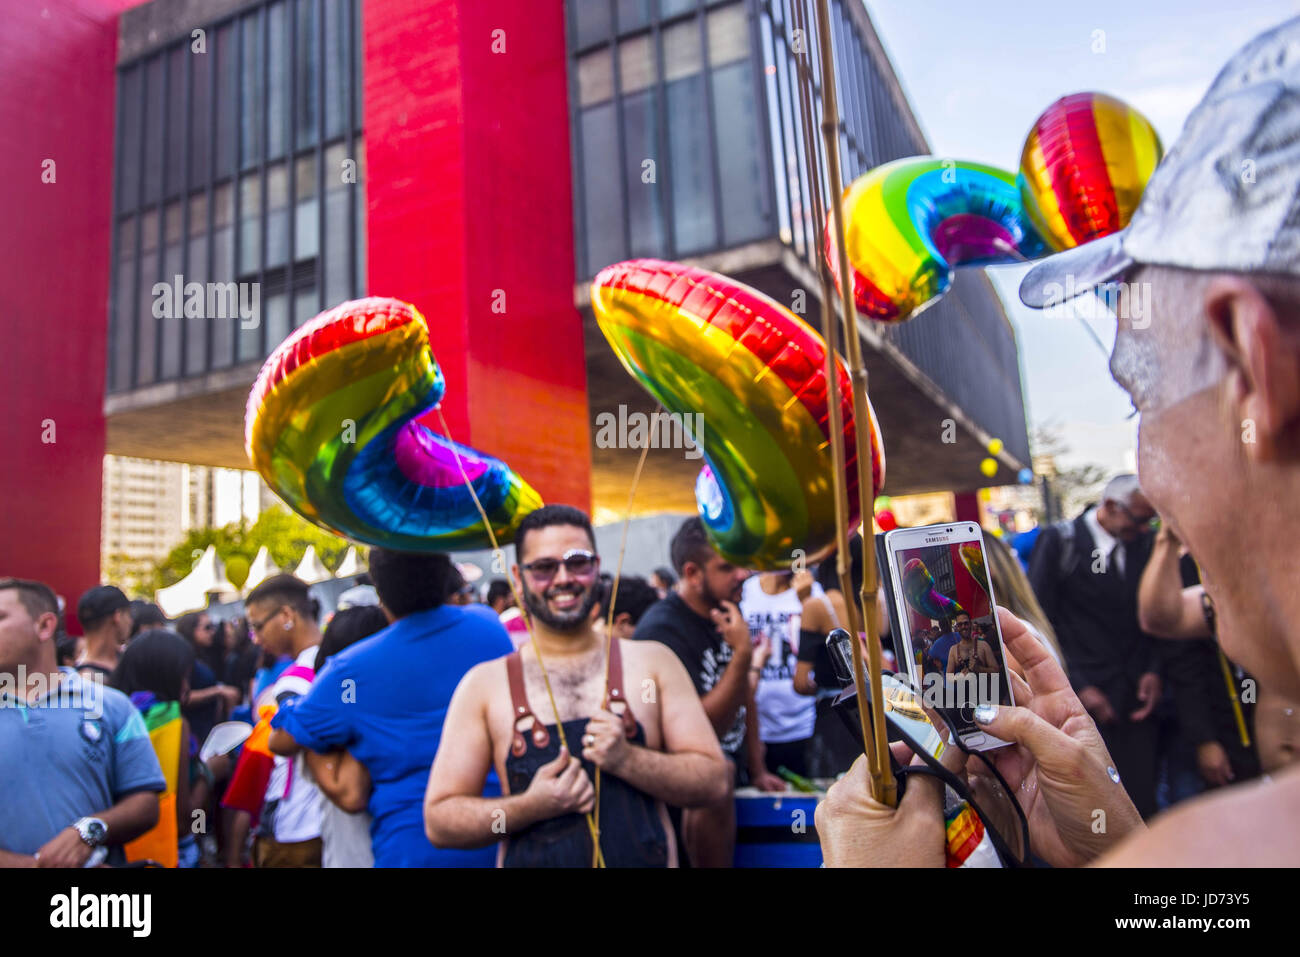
[316,605,389,671]
[514,505,596,562]
[485,579,513,606]
[669,517,715,576]
[110,629,195,703]
[608,576,659,626]
[244,574,319,621]
[129,600,170,637]
[651,566,677,588]
[368,548,455,619]
[76,585,131,632]
[0,578,59,623]
[955,610,971,621]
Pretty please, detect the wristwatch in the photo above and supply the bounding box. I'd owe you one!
[73,817,108,847]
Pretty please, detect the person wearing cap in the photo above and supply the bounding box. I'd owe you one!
[75,585,133,680]
[817,17,1300,867]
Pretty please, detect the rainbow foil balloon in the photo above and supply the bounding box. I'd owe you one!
[591,259,885,570]
[1019,92,1163,251]
[245,297,543,552]
[958,542,989,594]
[829,157,1048,323]
[902,558,964,622]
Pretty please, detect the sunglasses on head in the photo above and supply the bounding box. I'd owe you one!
[521,549,599,583]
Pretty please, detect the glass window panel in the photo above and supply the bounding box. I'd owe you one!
[268,1,289,159]
[712,60,767,245]
[352,0,362,130]
[263,290,289,356]
[618,34,655,94]
[323,142,349,307]
[137,208,160,385]
[215,24,237,180]
[294,284,317,327]
[759,14,791,246]
[622,89,664,257]
[160,199,184,378]
[578,49,613,106]
[188,192,208,237]
[266,161,289,268]
[661,0,695,17]
[166,47,186,196]
[573,0,613,48]
[211,183,235,367]
[237,304,261,362]
[707,3,748,67]
[240,12,264,168]
[666,72,714,253]
[662,19,702,81]
[354,135,366,294]
[118,67,142,211]
[296,0,319,149]
[239,175,262,275]
[295,153,319,261]
[112,216,137,391]
[185,231,208,374]
[616,0,651,32]
[143,57,164,205]
[324,0,346,138]
[773,31,805,254]
[190,43,211,186]
[580,103,625,275]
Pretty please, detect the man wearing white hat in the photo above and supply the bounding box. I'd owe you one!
[818,17,1300,866]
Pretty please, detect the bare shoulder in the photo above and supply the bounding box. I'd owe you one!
[1099,768,1300,867]
[621,637,686,679]
[457,656,510,703]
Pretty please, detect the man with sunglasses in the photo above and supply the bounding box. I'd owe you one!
[1027,473,1164,817]
[424,505,728,866]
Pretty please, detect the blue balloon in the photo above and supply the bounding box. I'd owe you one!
[1018,468,1034,485]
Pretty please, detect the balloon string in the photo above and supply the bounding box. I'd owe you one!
[434,407,606,867]
[593,418,656,866]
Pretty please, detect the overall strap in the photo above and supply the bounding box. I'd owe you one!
[506,651,550,756]
[604,638,638,739]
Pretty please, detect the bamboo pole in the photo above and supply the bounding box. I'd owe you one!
[809,0,896,806]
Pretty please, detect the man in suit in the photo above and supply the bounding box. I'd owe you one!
[1028,474,1163,817]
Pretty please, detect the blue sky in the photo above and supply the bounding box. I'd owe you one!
[862,0,1300,469]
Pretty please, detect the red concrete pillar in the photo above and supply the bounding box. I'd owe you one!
[364,0,591,511]
[953,491,981,525]
[0,0,131,630]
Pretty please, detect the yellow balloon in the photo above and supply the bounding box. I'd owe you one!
[980,457,998,478]
[987,438,1004,456]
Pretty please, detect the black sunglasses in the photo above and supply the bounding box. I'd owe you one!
[521,549,599,583]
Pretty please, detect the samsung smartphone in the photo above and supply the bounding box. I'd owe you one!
[882,522,1013,751]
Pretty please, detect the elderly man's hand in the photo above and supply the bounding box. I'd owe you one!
[815,754,946,868]
[970,608,1146,868]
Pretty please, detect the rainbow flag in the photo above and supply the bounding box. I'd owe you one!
[123,697,182,868]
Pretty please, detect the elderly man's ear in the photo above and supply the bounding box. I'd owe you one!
[1204,275,1300,463]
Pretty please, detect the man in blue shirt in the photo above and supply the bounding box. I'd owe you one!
[270,550,513,867]
[926,612,970,677]
[0,578,165,867]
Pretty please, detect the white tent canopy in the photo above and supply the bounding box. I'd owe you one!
[156,545,240,618]
[333,545,366,579]
[293,544,332,584]
[241,545,281,594]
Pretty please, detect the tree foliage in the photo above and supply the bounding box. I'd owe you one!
[149,506,354,594]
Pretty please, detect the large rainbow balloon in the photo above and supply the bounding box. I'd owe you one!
[1019,92,1163,251]
[245,297,542,552]
[903,557,964,622]
[591,259,884,570]
[829,157,1048,323]
[830,93,1161,323]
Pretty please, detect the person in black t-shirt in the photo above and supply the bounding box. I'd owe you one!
[632,517,757,867]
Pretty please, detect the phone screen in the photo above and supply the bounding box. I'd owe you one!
[888,526,1013,740]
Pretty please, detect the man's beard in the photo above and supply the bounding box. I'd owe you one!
[701,577,743,609]
[522,580,599,632]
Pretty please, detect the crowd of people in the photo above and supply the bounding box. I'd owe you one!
[4,18,1300,870]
